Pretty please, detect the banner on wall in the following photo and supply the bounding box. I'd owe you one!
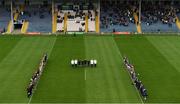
[27,32,41,35]
[113,32,130,35]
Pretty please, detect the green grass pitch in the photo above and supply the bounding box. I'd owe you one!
[0,35,180,103]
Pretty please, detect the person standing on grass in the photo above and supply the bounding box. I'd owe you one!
[142,88,148,100]
[87,60,90,67]
[71,60,74,67]
[74,59,78,67]
[27,84,33,98]
[94,60,97,67]
[78,60,80,66]
[140,84,145,94]
[123,56,129,65]
[90,59,94,67]
[131,71,136,81]
[44,53,48,63]
[82,60,84,66]
[84,59,87,66]
[136,80,141,90]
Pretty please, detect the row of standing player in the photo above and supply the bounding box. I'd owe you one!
[123,56,148,100]
[26,53,48,98]
[71,59,97,67]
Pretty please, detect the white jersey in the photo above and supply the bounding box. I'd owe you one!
[127,65,131,69]
[94,60,97,64]
[90,60,94,65]
[74,60,78,64]
[71,60,74,65]
[39,64,43,72]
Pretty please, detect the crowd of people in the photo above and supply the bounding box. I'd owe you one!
[100,1,180,31]
[27,53,48,98]
[14,3,51,22]
[123,56,148,100]
[71,59,97,67]
[100,1,137,29]
[141,1,179,26]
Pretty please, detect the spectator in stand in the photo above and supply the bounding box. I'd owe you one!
[101,1,137,29]
[141,1,178,26]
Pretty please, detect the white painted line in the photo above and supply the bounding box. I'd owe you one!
[85,69,87,81]
[27,94,32,104]
[28,37,57,104]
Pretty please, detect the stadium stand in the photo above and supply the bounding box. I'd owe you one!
[0,0,180,34]
[18,2,52,33]
[100,1,137,33]
[55,1,97,32]
[100,0,180,33]
[0,6,10,33]
[174,1,180,30]
[0,0,52,34]
[26,6,51,33]
[141,1,180,33]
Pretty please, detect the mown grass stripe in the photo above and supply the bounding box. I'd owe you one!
[147,36,180,73]
[0,36,56,103]
[85,36,111,102]
[0,36,21,63]
[31,36,86,103]
[115,35,180,103]
[85,36,141,103]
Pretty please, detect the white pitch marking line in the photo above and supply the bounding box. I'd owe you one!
[27,95,32,104]
[85,69,87,80]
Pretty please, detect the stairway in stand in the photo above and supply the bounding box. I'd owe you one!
[133,12,142,33]
[95,13,99,33]
[175,16,180,30]
[21,21,29,34]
